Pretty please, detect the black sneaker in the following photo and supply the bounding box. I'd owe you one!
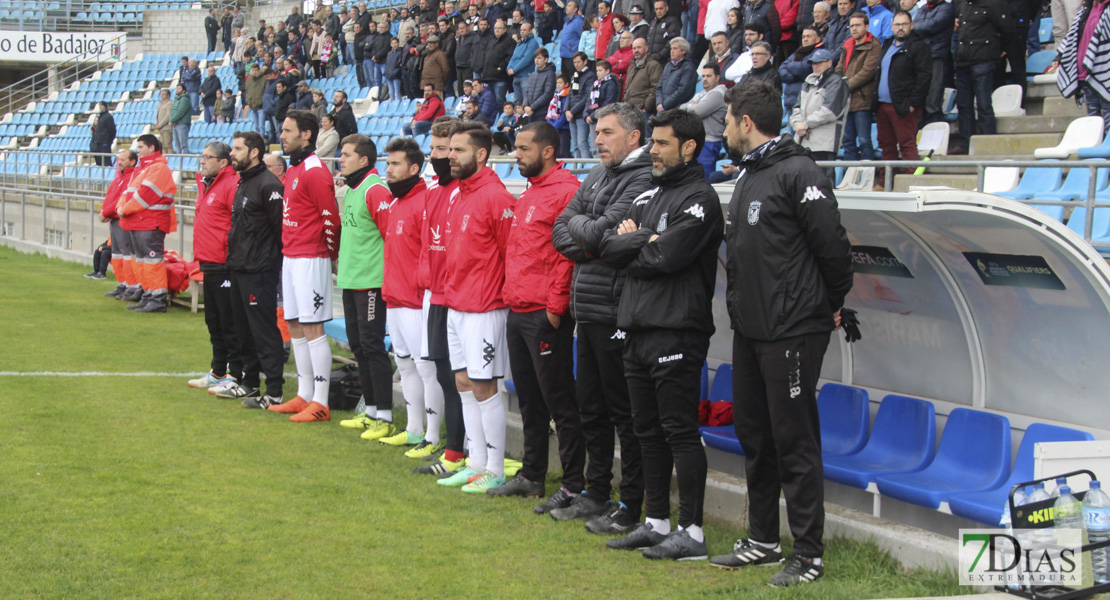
[550,492,609,521]
[709,539,784,570]
[105,283,126,297]
[606,523,666,550]
[413,458,454,476]
[642,529,708,561]
[486,473,545,497]
[769,555,824,587]
[214,383,260,400]
[243,394,281,409]
[84,270,99,278]
[533,487,575,515]
[586,503,639,535]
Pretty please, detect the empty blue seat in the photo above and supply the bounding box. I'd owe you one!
[995,164,1063,200]
[824,394,936,489]
[1039,16,1054,43]
[1078,134,1110,158]
[948,423,1094,526]
[700,425,744,455]
[323,317,348,344]
[1030,161,1109,202]
[708,363,732,402]
[700,362,708,401]
[876,407,1011,509]
[817,383,870,457]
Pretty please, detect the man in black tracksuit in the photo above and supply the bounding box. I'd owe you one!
[709,81,853,588]
[227,130,288,409]
[599,109,724,561]
[551,102,654,531]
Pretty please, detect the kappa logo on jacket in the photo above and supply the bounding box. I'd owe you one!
[683,203,705,221]
[500,208,514,220]
[610,329,626,340]
[800,186,826,203]
[220,280,231,288]
[269,191,282,202]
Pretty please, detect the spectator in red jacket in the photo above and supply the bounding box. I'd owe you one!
[402,83,447,136]
[187,141,244,392]
[490,121,586,504]
[101,149,138,300]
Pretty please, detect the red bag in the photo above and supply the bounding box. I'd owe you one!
[708,401,734,426]
[698,400,711,426]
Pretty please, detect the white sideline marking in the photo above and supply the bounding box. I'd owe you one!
[0,371,300,377]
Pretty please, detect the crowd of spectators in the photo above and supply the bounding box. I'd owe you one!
[175,0,1110,172]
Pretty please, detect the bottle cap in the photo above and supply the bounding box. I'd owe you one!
[1058,477,1068,483]
[1059,485,1071,495]
[1093,480,1102,489]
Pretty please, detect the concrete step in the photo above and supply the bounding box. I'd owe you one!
[1043,95,1088,117]
[918,154,1031,175]
[893,173,979,192]
[997,114,1079,134]
[969,132,1062,155]
[1027,80,1064,99]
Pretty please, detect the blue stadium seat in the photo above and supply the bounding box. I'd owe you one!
[823,395,936,489]
[700,362,708,401]
[875,408,1011,509]
[948,423,1094,526]
[995,164,1063,200]
[1031,161,1109,202]
[1039,16,1054,44]
[1065,206,1110,246]
[700,425,744,455]
[817,383,870,457]
[1078,134,1110,158]
[708,363,732,402]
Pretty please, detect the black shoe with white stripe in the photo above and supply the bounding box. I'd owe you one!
[709,539,784,570]
[769,555,824,587]
[641,529,708,561]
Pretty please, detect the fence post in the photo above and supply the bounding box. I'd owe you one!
[884,165,893,192]
[1086,164,1097,242]
[64,195,70,250]
[40,189,46,244]
[20,191,25,240]
[976,163,985,192]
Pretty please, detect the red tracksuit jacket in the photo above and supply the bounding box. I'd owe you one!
[383,179,427,310]
[443,167,515,313]
[100,165,135,220]
[193,165,240,265]
[419,176,460,305]
[502,163,579,315]
[282,152,339,259]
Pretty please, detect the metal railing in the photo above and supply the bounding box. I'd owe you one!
[0,32,126,117]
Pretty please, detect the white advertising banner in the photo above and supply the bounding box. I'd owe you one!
[0,32,125,63]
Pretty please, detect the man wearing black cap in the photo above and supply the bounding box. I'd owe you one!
[788,47,848,167]
[628,5,649,39]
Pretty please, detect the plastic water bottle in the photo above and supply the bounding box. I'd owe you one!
[1050,477,1069,498]
[1001,499,1022,591]
[1055,485,1084,545]
[1027,483,1055,548]
[1084,480,1110,583]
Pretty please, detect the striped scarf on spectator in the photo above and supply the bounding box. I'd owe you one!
[1058,4,1110,101]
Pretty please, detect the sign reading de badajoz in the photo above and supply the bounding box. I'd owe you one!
[0,32,124,63]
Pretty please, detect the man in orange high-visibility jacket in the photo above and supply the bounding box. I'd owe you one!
[101,148,139,299]
[117,134,178,313]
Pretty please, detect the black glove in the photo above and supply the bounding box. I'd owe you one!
[840,307,861,343]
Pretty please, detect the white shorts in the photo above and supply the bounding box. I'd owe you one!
[387,306,425,360]
[281,256,333,324]
[420,289,432,359]
[447,307,509,380]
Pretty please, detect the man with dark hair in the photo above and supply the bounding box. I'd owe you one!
[331,90,358,140]
[551,101,651,531]
[561,1,585,74]
[267,109,340,423]
[436,121,516,494]
[116,134,177,313]
[170,83,193,154]
[403,83,447,136]
[409,117,470,476]
[599,109,723,560]
[225,130,286,408]
[835,11,879,160]
[206,8,221,53]
[376,137,443,453]
[489,121,584,502]
[744,0,782,53]
[681,64,729,177]
[480,20,515,105]
[334,134,396,438]
[911,0,954,125]
[645,0,682,64]
[523,47,557,120]
[567,51,597,158]
[91,101,115,166]
[950,0,1010,153]
[201,66,222,124]
[874,10,930,189]
[188,141,243,393]
[102,149,139,300]
[709,80,852,587]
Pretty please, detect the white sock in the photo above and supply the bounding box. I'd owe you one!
[685,525,705,543]
[291,337,313,402]
[395,356,425,436]
[478,391,506,478]
[460,391,486,472]
[416,359,442,444]
[307,336,331,407]
[750,539,780,550]
[645,517,671,535]
[376,409,393,423]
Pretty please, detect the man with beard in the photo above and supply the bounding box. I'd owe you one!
[708,81,852,587]
[116,134,177,313]
[187,142,243,393]
[435,122,516,494]
[488,122,585,503]
[376,137,445,456]
[267,110,340,423]
[225,131,286,409]
[550,102,652,531]
[599,109,723,561]
[332,134,396,438]
[410,117,470,477]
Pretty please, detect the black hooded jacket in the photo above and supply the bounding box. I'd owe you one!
[552,146,654,325]
[227,162,285,273]
[725,136,853,341]
[599,160,725,334]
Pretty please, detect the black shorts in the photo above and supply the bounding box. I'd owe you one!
[423,302,449,361]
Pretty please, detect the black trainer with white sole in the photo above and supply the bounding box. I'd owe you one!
[586,504,639,535]
[769,555,824,587]
[533,487,575,515]
[605,523,666,550]
[549,492,608,521]
[242,395,281,409]
[641,530,708,561]
[709,539,785,570]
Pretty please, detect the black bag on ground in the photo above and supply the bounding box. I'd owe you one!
[328,364,362,411]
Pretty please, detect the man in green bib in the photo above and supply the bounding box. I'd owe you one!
[333,134,397,439]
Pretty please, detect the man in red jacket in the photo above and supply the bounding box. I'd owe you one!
[488,121,586,504]
[402,83,446,137]
[378,137,446,456]
[267,109,340,423]
[412,117,469,478]
[187,141,243,392]
[101,149,138,300]
[117,134,178,313]
[436,121,516,494]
